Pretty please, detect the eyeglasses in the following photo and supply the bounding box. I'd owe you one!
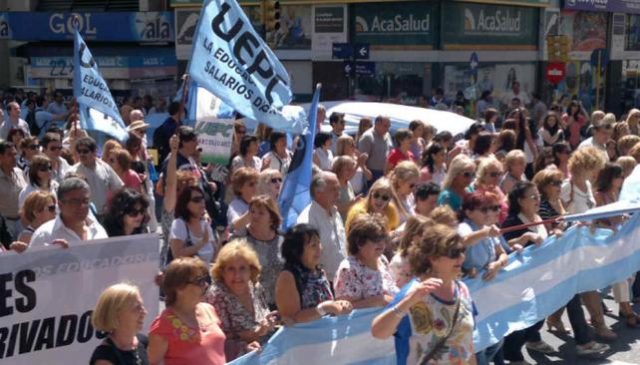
[38,164,52,172]
[480,205,501,213]
[190,196,205,203]
[76,149,91,155]
[48,146,62,152]
[462,171,475,179]
[28,144,39,150]
[372,192,391,201]
[126,208,145,217]
[61,198,90,206]
[489,171,502,178]
[445,246,465,259]
[549,180,563,187]
[527,194,541,201]
[188,275,211,287]
[271,177,283,184]
[46,205,56,213]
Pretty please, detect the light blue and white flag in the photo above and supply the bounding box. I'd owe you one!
[278,84,320,230]
[73,30,128,141]
[229,308,395,365]
[187,0,307,134]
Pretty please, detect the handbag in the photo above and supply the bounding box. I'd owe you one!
[417,281,462,365]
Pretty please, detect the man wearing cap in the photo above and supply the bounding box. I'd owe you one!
[578,112,614,161]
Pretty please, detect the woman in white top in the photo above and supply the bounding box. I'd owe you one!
[261,131,291,175]
[313,132,334,171]
[335,135,372,196]
[19,155,58,207]
[169,186,218,265]
[231,135,262,173]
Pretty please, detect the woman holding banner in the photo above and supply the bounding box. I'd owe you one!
[90,283,149,365]
[371,223,475,365]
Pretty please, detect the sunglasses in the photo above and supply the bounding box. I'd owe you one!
[527,194,541,201]
[445,246,465,259]
[190,196,205,203]
[76,149,91,155]
[372,192,391,201]
[462,171,475,179]
[480,205,501,213]
[126,208,145,217]
[46,205,56,213]
[489,171,502,178]
[188,275,211,287]
[270,177,283,184]
[28,144,39,150]
[549,180,563,187]
[48,146,62,151]
[38,164,52,172]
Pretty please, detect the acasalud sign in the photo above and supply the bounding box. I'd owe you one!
[464,7,522,34]
[352,2,437,46]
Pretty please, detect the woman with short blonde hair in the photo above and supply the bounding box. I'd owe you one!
[256,168,283,201]
[389,160,420,223]
[438,154,476,211]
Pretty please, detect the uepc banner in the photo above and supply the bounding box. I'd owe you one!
[188,0,307,134]
[0,235,159,364]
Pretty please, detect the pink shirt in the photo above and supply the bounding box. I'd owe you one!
[122,169,143,191]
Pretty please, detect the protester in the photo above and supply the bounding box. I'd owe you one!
[231,135,261,173]
[0,101,30,139]
[148,257,228,364]
[30,177,107,248]
[332,155,359,218]
[335,134,371,196]
[334,214,398,309]
[419,142,447,185]
[153,101,183,164]
[261,131,290,175]
[371,223,475,364]
[312,132,334,171]
[227,167,259,232]
[539,112,564,146]
[408,120,426,163]
[385,128,414,173]
[328,112,345,154]
[275,224,352,324]
[255,168,282,201]
[345,177,399,233]
[90,283,149,365]
[438,154,475,211]
[18,154,58,207]
[354,117,372,145]
[103,188,149,237]
[413,182,440,217]
[109,149,144,194]
[468,157,508,223]
[205,240,278,360]
[358,115,393,182]
[41,132,70,183]
[0,140,26,238]
[12,191,56,251]
[388,161,420,224]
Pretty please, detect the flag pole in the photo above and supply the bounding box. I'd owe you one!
[498,217,561,235]
[178,74,190,123]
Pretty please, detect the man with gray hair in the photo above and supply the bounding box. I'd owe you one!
[358,115,393,183]
[30,177,108,248]
[296,171,347,278]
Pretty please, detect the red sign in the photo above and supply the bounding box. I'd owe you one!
[546,62,566,85]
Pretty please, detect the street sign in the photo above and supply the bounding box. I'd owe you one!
[590,48,609,73]
[545,62,565,85]
[355,61,375,76]
[469,52,479,75]
[343,61,354,77]
[354,43,370,60]
[332,42,352,59]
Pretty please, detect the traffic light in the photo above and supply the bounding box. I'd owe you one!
[264,0,280,33]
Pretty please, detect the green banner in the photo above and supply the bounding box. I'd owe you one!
[442,2,538,49]
[352,2,437,47]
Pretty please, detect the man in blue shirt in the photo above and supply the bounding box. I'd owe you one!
[153,101,183,164]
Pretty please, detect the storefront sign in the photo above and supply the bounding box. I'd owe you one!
[563,0,640,14]
[0,12,173,42]
[312,5,347,55]
[442,3,538,50]
[352,2,437,48]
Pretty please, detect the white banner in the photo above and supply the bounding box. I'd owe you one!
[0,234,160,364]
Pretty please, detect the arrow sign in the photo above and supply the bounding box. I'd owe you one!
[354,43,370,60]
[469,52,479,77]
[355,61,375,76]
[343,61,354,77]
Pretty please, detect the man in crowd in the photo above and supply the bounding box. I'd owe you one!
[154,101,183,163]
[30,177,108,248]
[578,114,614,161]
[47,90,68,124]
[329,112,345,154]
[42,132,71,183]
[0,102,30,139]
[503,81,530,107]
[358,115,393,182]
[70,136,124,220]
[0,140,26,238]
[297,171,347,279]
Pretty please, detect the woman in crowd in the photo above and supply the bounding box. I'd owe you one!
[389,161,420,224]
[19,155,58,207]
[372,224,476,365]
[103,188,149,237]
[231,135,261,173]
[275,224,353,324]
[148,257,228,364]
[345,177,399,233]
[552,141,571,178]
[594,163,640,327]
[389,215,432,288]
[501,182,556,361]
[8,128,27,169]
[539,112,564,147]
[256,168,283,202]
[617,155,637,178]
[494,129,517,161]
[227,167,259,233]
[12,191,56,251]
[438,154,476,211]
[335,134,371,196]
[420,142,447,185]
[205,240,278,361]
[408,120,426,163]
[386,129,414,173]
[562,100,588,150]
[468,157,508,224]
[500,149,527,194]
[102,139,122,164]
[332,155,358,219]
[169,186,218,265]
[334,214,398,309]
[109,149,144,194]
[18,136,40,174]
[231,195,284,307]
[613,122,630,143]
[261,131,290,175]
[90,283,148,365]
[313,132,334,171]
[355,117,372,145]
[472,132,494,159]
[625,108,640,135]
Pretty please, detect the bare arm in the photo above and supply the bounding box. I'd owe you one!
[147,334,169,365]
[275,271,322,324]
[163,135,180,212]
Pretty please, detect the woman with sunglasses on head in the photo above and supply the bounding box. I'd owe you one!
[256,168,283,201]
[148,257,232,365]
[372,224,476,365]
[501,181,556,362]
[10,191,57,252]
[345,177,399,234]
[468,157,509,224]
[334,214,399,309]
[168,186,218,265]
[18,154,58,207]
[230,195,284,307]
[389,161,420,224]
[102,188,149,237]
[438,154,476,212]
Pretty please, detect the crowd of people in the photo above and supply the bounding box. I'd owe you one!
[2,86,640,365]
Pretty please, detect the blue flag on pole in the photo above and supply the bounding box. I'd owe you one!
[73,29,128,142]
[278,84,321,230]
[187,0,307,134]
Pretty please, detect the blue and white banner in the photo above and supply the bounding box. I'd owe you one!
[278,84,321,229]
[73,30,129,142]
[230,308,395,365]
[187,0,307,134]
